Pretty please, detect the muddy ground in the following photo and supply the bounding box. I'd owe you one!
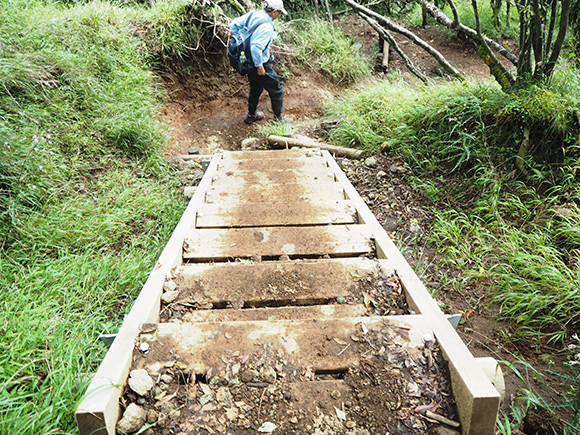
[159,13,574,433]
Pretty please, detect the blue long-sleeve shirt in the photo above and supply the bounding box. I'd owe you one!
[230,9,275,68]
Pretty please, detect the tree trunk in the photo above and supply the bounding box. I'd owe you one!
[472,0,515,88]
[544,0,571,79]
[324,0,333,24]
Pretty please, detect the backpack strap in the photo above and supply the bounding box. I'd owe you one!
[245,12,268,39]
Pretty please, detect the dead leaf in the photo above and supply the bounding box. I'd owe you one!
[225,406,239,421]
[201,403,217,412]
[156,392,177,407]
[258,422,277,433]
[199,383,213,396]
[333,337,347,345]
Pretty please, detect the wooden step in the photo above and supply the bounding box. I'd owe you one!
[219,149,323,161]
[211,166,336,187]
[196,200,356,228]
[183,225,374,262]
[175,258,395,308]
[205,181,345,204]
[180,304,369,323]
[136,315,432,374]
[216,153,329,172]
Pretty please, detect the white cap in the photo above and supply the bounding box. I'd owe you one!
[264,0,287,14]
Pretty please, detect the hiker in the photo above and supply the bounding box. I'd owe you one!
[230,0,288,124]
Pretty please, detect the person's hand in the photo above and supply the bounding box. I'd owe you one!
[257,66,266,76]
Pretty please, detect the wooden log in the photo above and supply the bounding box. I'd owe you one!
[382,39,389,68]
[267,135,364,159]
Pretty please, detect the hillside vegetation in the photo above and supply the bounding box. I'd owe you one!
[0,0,188,432]
[1,0,580,433]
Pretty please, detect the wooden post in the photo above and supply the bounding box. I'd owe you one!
[382,39,389,68]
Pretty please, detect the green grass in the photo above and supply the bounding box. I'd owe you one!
[281,17,372,83]
[325,74,580,342]
[0,0,190,433]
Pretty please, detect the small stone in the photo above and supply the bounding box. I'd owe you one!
[183,186,197,199]
[346,420,355,428]
[376,170,387,178]
[160,374,173,384]
[147,409,159,424]
[188,146,200,155]
[330,390,341,400]
[409,221,423,236]
[364,156,378,167]
[389,163,406,173]
[161,290,179,304]
[128,369,154,396]
[258,422,277,433]
[241,369,259,383]
[289,416,298,424]
[163,280,177,292]
[241,138,261,150]
[136,397,146,405]
[262,366,277,384]
[117,403,146,434]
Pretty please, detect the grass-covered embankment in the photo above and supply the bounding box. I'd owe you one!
[0,0,195,432]
[325,70,580,425]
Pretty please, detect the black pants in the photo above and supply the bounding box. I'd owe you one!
[247,63,283,118]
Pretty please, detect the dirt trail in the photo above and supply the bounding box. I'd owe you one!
[161,14,573,431]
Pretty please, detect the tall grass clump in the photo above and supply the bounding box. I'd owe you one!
[0,0,189,433]
[324,78,418,152]
[283,17,372,83]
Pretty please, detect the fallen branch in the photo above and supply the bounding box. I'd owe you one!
[425,410,461,428]
[267,135,364,159]
[359,12,429,83]
[418,0,518,66]
[342,0,464,80]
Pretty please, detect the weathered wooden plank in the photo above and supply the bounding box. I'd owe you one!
[135,315,431,374]
[206,181,345,204]
[216,153,329,173]
[222,149,320,160]
[211,166,336,186]
[196,200,356,228]
[181,303,369,323]
[176,258,394,306]
[182,225,374,261]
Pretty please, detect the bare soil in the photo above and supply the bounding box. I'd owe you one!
[155,13,573,434]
